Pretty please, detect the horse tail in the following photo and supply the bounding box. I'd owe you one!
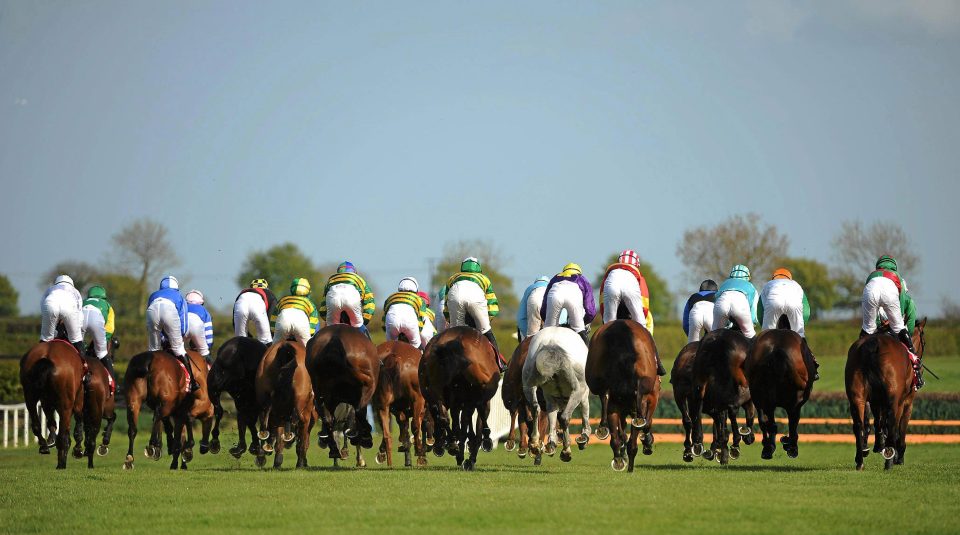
[275,342,299,406]
[534,344,566,378]
[601,321,642,399]
[698,333,737,400]
[859,336,891,415]
[123,352,154,393]
[27,358,55,398]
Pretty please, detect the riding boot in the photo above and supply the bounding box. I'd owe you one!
[654,351,667,377]
[359,324,372,341]
[802,337,820,381]
[72,341,86,356]
[482,330,505,374]
[859,329,869,339]
[578,329,589,347]
[897,329,917,354]
[179,354,201,392]
[102,356,117,382]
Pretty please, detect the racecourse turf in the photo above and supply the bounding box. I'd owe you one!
[1,430,958,534]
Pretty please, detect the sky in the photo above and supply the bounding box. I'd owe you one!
[1,0,958,317]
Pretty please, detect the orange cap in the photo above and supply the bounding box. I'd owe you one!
[772,268,792,280]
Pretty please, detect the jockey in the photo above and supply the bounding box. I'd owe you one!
[434,286,449,333]
[320,261,375,338]
[444,257,505,372]
[81,285,116,379]
[418,291,437,346]
[40,275,85,355]
[383,277,426,349]
[540,263,597,346]
[713,264,759,338]
[518,276,569,341]
[146,276,198,392]
[271,278,320,346]
[861,255,922,387]
[758,268,819,380]
[233,278,276,345]
[682,279,717,344]
[599,250,654,332]
[184,290,214,363]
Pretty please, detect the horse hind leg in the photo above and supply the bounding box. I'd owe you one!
[72,413,85,459]
[55,408,71,469]
[848,397,868,471]
[99,409,116,456]
[781,406,801,458]
[124,400,140,470]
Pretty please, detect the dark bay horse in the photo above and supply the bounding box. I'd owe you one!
[373,341,427,468]
[255,340,316,469]
[691,328,755,465]
[123,349,214,470]
[20,340,86,469]
[585,319,660,472]
[74,353,117,468]
[501,337,557,463]
[846,318,927,470]
[419,326,499,471]
[306,325,379,468]
[208,336,268,458]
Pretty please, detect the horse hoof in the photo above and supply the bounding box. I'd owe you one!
[861,448,871,458]
[462,460,474,471]
[38,445,50,455]
[596,426,610,440]
[714,449,723,463]
[576,433,589,446]
[730,446,740,460]
[786,448,798,459]
[262,442,274,454]
[560,451,572,463]
[632,417,647,429]
[123,454,135,470]
[739,426,752,436]
[425,437,435,447]
[481,438,493,452]
[376,451,386,465]
[73,448,84,459]
[683,452,694,463]
[643,445,653,456]
[544,442,556,456]
[882,447,896,460]
[282,432,295,443]
[743,432,756,446]
[416,456,427,467]
[340,447,349,460]
[433,445,445,458]
[533,455,542,466]
[230,445,245,459]
[182,449,193,463]
[150,447,161,462]
[257,430,270,441]
[255,455,266,468]
[702,449,714,461]
[692,443,704,457]
[357,458,366,469]
[517,447,527,459]
[611,458,626,472]
[504,439,516,452]
[209,441,221,455]
[199,441,209,455]
[97,445,109,457]
[761,445,774,460]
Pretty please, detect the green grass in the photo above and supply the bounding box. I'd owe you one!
[1,430,958,534]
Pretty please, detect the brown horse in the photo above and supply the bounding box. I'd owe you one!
[74,349,117,468]
[306,325,379,468]
[123,349,214,470]
[672,341,757,463]
[586,319,660,472]
[419,326,499,471]
[208,336,268,458]
[254,340,316,469]
[501,337,557,464]
[20,340,87,469]
[846,318,927,470]
[372,341,427,468]
[690,328,755,465]
[745,329,816,460]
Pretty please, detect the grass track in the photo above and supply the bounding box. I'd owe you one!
[1,431,958,534]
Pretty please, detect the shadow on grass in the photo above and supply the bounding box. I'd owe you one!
[198,463,560,474]
[639,463,816,472]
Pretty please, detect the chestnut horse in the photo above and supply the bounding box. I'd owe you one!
[501,337,557,464]
[846,318,927,470]
[208,336,268,458]
[20,340,87,469]
[254,340,316,469]
[690,329,754,465]
[373,341,427,468]
[123,349,214,470]
[586,319,660,472]
[746,329,816,460]
[419,326,499,471]
[306,325,379,468]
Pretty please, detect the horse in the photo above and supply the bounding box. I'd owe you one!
[122,349,215,470]
[372,341,427,468]
[208,336,268,458]
[72,343,118,469]
[522,327,592,463]
[846,318,927,470]
[585,319,660,472]
[254,340,316,469]
[690,328,754,465]
[419,326,500,471]
[501,337,558,464]
[305,325,379,468]
[745,328,816,460]
[20,340,87,469]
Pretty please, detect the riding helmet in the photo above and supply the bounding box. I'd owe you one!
[54,274,74,287]
[729,265,750,280]
[561,263,582,276]
[398,277,418,292]
[699,279,718,292]
[87,285,107,299]
[460,257,482,273]
[291,278,311,296]
[618,250,640,267]
[417,291,431,306]
[876,255,898,272]
[159,275,179,290]
[772,268,793,280]
[250,278,269,289]
[337,261,357,274]
[185,290,204,304]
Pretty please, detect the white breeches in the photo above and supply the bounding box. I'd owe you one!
[385,304,422,348]
[40,294,83,343]
[687,301,715,343]
[146,298,185,356]
[525,286,547,338]
[713,291,756,338]
[326,284,363,327]
[273,308,311,346]
[421,319,436,346]
[862,277,903,334]
[601,270,646,328]
[447,281,491,333]
[761,295,805,337]
[81,306,108,358]
[543,281,586,332]
[234,292,272,344]
[185,312,210,356]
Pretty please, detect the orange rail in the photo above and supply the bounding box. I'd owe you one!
[570,418,960,427]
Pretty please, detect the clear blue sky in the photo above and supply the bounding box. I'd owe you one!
[1,1,958,316]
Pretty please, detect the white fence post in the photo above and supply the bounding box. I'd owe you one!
[1,404,30,448]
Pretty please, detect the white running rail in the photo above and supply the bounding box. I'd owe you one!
[1,403,58,448]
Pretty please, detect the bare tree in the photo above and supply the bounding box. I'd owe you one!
[940,296,960,321]
[429,239,517,316]
[831,221,919,276]
[111,218,179,313]
[676,213,789,285]
[38,261,101,292]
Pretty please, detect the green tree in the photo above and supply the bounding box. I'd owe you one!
[594,253,674,321]
[0,274,19,317]
[775,257,837,320]
[676,213,789,285]
[237,243,326,296]
[96,273,143,318]
[430,239,518,319]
